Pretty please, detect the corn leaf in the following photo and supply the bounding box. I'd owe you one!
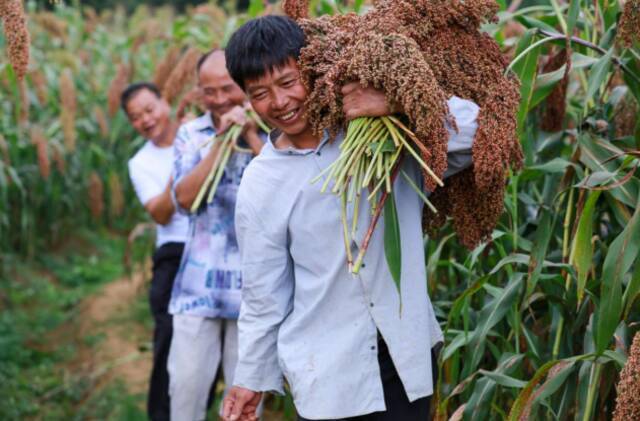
[383,191,401,294]
[572,190,601,304]
[594,195,640,354]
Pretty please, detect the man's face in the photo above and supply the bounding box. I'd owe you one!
[245,59,309,138]
[198,52,246,123]
[125,89,171,141]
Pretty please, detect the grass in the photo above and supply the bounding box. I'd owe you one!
[0,229,151,420]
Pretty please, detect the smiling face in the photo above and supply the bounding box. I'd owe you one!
[198,50,246,126]
[125,88,171,142]
[245,59,315,147]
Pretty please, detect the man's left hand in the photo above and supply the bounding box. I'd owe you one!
[341,82,395,120]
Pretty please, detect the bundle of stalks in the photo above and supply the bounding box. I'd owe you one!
[88,171,104,221]
[94,105,109,138]
[618,0,640,47]
[107,63,130,117]
[30,126,50,180]
[108,172,124,218]
[540,49,569,132]
[613,330,640,420]
[190,112,269,213]
[29,69,48,105]
[0,0,30,81]
[153,45,181,92]
[162,47,201,105]
[285,0,522,251]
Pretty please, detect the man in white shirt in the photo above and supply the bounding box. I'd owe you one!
[123,82,189,421]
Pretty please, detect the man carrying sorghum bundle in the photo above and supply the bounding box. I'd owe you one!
[220,14,494,420]
[123,82,190,421]
[168,49,265,420]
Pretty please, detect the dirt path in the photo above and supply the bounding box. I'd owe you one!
[65,269,153,401]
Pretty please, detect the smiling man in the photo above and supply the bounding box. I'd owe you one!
[168,49,265,421]
[123,82,189,421]
[221,16,480,421]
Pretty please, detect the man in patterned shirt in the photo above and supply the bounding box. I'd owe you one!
[168,49,264,421]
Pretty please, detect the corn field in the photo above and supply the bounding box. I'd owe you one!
[1,0,640,420]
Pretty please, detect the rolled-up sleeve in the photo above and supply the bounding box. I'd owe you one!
[442,95,479,179]
[233,192,293,394]
[171,125,202,215]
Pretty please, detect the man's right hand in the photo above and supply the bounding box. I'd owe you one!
[222,386,262,421]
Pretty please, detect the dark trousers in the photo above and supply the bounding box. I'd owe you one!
[148,242,184,421]
[298,335,439,421]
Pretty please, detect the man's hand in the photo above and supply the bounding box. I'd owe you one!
[222,386,262,421]
[342,82,398,120]
[218,106,250,134]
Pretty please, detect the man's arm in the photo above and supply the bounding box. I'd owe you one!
[223,188,293,421]
[144,179,175,225]
[128,162,175,226]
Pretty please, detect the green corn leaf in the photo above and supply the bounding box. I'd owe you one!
[383,191,402,295]
[594,195,640,354]
[566,0,581,35]
[584,48,613,108]
[623,262,640,319]
[572,190,601,304]
[512,30,542,139]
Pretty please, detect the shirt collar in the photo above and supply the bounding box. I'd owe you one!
[267,129,335,156]
[193,112,216,133]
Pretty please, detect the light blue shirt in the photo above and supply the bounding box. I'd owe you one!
[233,97,479,419]
[170,112,255,318]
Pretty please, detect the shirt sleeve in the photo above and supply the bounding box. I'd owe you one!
[233,188,293,395]
[128,159,162,206]
[171,125,202,215]
[442,96,479,179]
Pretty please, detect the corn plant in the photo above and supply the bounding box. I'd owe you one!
[432,1,640,420]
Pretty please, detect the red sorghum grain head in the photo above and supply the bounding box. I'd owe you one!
[107,63,131,117]
[88,171,104,222]
[618,0,640,48]
[30,126,50,179]
[293,0,522,248]
[1,0,30,81]
[162,47,201,105]
[613,330,640,421]
[540,49,568,132]
[153,45,181,92]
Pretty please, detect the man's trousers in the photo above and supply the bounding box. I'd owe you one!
[167,315,239,421]
[148,242,184,421]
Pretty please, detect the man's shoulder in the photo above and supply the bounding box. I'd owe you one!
[128,141,153,170]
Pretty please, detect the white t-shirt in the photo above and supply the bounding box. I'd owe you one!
[128,141,189,247]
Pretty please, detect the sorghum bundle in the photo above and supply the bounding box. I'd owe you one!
[618,0,640,48]
[613,330,640,421]
[0,0,29,81]
[284,0,522,249]
[191,113,269,213]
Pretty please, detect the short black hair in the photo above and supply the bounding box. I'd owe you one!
[120,82,161,113]
[225,15,305,90]
[196,48,223,75]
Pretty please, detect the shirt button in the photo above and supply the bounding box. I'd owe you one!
[370,345,376,351]
[370,302,374,307]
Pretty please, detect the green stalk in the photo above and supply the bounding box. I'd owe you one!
[206,139,234,203]
[190,138,225,213]
[582,362,602,421]
[341,191,353,271]
[400,170,437,214]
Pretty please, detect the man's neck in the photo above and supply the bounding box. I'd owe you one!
[151,122,177,148]
[276,130,321,150]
